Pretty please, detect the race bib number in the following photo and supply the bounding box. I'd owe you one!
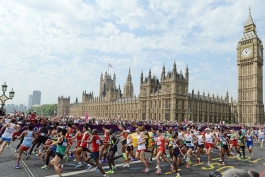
[62,142,67,146]
[96,139,101,144]
[157,141,161,145]
[40,133,46,136]
[26,136,33,141]
[6,128,13,134]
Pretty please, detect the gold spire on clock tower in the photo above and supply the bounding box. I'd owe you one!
[237,7,264,124]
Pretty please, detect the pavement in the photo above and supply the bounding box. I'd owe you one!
[1,138,265,177]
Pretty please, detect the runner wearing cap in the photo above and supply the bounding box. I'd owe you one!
[204,128,215,166]
[184,127,199,168]
[135,127,149,173]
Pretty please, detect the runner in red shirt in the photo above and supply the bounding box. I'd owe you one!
[155,129,173,174]
[65,124,74,161]
[85,129,108,177]
[99,125,109,163]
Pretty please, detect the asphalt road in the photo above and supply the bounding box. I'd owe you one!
[1,137,265,177]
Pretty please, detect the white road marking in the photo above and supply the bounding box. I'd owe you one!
[9,145,35,177]
[45,160,146,177]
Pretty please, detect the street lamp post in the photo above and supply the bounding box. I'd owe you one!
[0,82,15,110]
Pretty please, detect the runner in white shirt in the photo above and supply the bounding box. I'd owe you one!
[0,119,20,155]
[135,128,149,173]
[204,128,215,166]
[196,130,205,164]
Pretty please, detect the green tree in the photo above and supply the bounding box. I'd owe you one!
[27,104,57,116]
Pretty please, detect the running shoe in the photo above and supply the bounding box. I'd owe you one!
[102,175,109,177]
[176,173,181,177]
[207,161,210,166]
[155,169,162,174]
[41,165,48,169]
[75,163,83,168]
[86,164,92,171]
[73,159,77,162]
[7,145,10,148]
[95,166,100,173]
[197,158,200,164]
[132,157,137,161]
[237,154,240,158]
[122,153,128,160]
[37,150,42,157]
[59,164,64,172]
[102,159,107,163]
[148,158,152,163]
[170,165,174,172]
[14,164,19,169]
[251,153,253,158]
[14,149,18,153]
[26,155,30,160]
[112,166,117,171]
[106,169,114,174]
[222,162,225,166]
[143,168,150,173]
[64,155,69,162]
[156,165,159,169]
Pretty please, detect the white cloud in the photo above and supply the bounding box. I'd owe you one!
[0,0,264,107]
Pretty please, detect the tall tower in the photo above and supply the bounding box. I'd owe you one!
[237,7,264,124]
[123,67,134,98]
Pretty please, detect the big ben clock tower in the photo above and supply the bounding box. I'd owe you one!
[237,7,264,124]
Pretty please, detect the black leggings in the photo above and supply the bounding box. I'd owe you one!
[46,149,54,165]
[107,150,123,170]
[16,136,24,150]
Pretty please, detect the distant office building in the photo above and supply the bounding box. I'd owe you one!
[32,90,41,105]
[28,94,33,109]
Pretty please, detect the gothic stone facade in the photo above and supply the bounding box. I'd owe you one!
[58,62,235,123]
[58,9,264,124]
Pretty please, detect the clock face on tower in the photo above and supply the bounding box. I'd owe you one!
[241,47,252,58]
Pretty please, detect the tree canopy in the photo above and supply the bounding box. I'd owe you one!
[27,104,57,116]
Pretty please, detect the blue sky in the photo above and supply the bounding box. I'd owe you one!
[0,0,264,106]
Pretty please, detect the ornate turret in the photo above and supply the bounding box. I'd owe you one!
[123,67,134,98]
[161,64,165,81]
[173,61,177,74]
[148,69,151,83]
[185,65,189,82]
[140,71,143,85]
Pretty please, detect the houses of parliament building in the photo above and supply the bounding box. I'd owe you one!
[57,9,264,124]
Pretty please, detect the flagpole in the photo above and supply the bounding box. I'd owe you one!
[108,65,109,75]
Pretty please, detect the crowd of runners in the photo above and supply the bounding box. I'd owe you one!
[0,117,264,177]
